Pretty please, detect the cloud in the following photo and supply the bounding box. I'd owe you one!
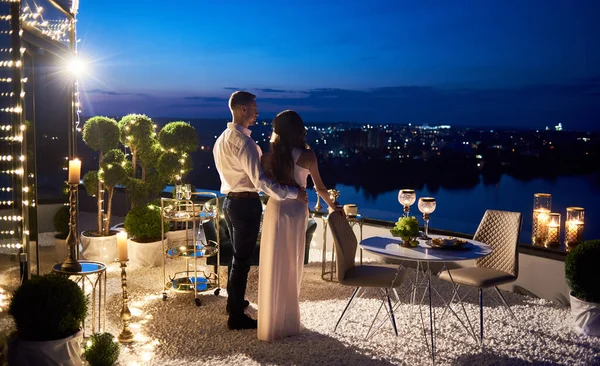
[254,88,288,93]
[86,89,122,96]
[184,96,227,102]
[85,78,600,131]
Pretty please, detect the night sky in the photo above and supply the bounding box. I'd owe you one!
[77,0,600,130]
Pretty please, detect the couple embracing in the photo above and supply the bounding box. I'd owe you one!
[213,91,340,341]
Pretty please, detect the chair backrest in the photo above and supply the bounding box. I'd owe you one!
[474,210,523,277]
[327,211,357,281]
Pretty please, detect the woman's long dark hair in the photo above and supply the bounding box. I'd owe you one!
[270,110,308,185]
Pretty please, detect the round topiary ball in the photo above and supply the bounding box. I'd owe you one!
[124,203,170,242]
[84,332,120,366]
[565,240,600,303]
[53,205,70,238]
[8,273,87,341]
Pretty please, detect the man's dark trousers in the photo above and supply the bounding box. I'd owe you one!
[223,195,262,316]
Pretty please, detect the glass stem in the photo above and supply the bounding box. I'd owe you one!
[425,219,430,237]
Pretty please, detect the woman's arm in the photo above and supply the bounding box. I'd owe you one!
[306,150,338,211]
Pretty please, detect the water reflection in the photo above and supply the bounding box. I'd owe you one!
[308,174,600,241]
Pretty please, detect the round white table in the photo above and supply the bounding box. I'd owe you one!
[360,234,492,263]
[359,234,492,363]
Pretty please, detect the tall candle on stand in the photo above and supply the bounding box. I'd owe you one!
[565,207,584,247]
[68,158,81,184]
[117,231,128,262]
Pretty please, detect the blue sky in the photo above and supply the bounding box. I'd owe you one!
[77,0,600,130]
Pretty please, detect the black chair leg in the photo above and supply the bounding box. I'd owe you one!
[479,288,483,344]
[335,287,360,333]
[386,288,398,336]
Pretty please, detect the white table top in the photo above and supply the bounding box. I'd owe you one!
[360,234,492,262]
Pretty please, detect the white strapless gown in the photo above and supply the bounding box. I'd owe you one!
[258,148,310,341]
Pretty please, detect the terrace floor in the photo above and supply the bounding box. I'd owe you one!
[0,213,598,365]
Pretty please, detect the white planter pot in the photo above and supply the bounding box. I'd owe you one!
[54,235,68,263]
[570,293,600,336]
[128,238,163,267]
[80,231,118,263]
[7,329,83,365]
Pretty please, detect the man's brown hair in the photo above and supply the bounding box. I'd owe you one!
[229,91,256,110]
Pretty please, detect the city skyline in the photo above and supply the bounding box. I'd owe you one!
[78,0,600,130]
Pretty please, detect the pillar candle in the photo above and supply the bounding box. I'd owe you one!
[565,220,584,246]
[117,231,128,262]
[532,208,550,245]
[68,159,81,184]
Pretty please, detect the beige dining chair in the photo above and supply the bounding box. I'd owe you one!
[438,209,522,343]
[327,211,406,338]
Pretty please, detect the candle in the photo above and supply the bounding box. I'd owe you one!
[68,158,81,184]
[565,220,584,246]
[545,213,560,247]
[117,231,128,262]
[565,207,584,247]
[532,208,550,245]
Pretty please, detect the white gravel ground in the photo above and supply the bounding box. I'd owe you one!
[1,231,599,365]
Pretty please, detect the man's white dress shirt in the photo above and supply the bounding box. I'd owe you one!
[213,122,298,201]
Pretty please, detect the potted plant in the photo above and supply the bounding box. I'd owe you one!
[124,202,170,267]
[119,115,198,207]
[157,121,199,244]
[83,332,120,366]
[390,216,420,247]
[53,204,69,262]
[565,239,600,336]
[81,116,129,261]
[7,273,88,365]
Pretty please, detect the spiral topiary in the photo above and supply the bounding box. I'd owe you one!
[565,240,600,303]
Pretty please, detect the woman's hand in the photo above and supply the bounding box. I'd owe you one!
[328,204,345,217]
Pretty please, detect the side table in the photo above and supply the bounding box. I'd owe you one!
[52,260,107,336]
[321,214,364,281]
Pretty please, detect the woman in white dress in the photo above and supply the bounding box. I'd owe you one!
[258,110,338,341]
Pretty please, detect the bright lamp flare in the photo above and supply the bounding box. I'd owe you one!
[68,58,85,76]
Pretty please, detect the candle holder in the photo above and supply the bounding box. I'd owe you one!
[328,189,340,205]
[545,213,560,247]
[61,183,82,272]
[398,189,416,217]
[532,193,551,246]
[565,207,584,247]
[117,260,134,343]
[314,192,322,213]
[418,197,436,240]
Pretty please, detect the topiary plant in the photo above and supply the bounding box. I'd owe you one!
[53,205,70,240]
[124,202,170,242]
[8,273,88,341]
[82,116,123,236]
[565,240,600,303]
[83,332,120,366]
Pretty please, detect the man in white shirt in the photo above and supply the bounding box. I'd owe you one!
[213,91,307,330]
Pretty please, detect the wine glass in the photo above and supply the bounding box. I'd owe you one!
[184,184,192,200]
[175,185,183,200]
[398,189,416,217]
[418,197,436,239]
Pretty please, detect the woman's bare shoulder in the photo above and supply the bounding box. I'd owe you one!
[297,148,316,168]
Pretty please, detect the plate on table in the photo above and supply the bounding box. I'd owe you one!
[428,237,472,250]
